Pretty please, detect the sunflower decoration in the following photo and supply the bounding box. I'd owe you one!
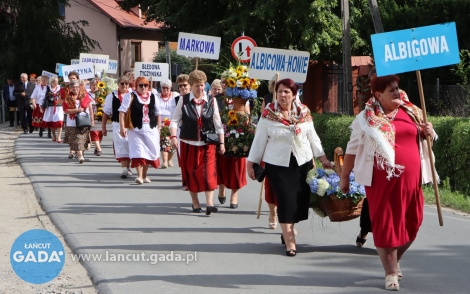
[221,62,260,100]
[93,74,118,121]
[227,117,239,126]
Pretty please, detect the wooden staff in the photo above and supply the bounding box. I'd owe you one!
[257,73,280,219]
[416,70,443,226]
[195,58,199,70]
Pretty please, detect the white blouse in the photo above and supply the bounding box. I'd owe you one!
[31,85,48,106]
[103,90,118,116]
[118,90,160,125]
[170,91,224,146]
[157,91,179,119]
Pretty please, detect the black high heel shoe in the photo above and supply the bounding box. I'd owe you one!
[281,234,285,245]
[192,205,202,213]
[218,196,226,204]
[286,249,297,257]
[206,206,218,215]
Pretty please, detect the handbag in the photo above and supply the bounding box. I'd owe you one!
[253,163,266,182]
[76,112,92,128]
[201,128,219,145]
[124,94,134,130]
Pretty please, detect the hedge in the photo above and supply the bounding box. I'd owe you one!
[313,114,470,195]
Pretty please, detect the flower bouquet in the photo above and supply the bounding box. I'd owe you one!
[94,76,117,121]
[222,110,256,157]
[160,117,171,138]
[220,64,260,114]
[306,168,366,222]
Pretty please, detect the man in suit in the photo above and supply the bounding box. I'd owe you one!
[13,73,35,133]
[3,76,20,127]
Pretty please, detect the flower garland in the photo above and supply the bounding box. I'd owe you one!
[221,65,260,99]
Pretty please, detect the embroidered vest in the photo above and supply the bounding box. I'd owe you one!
[180,94,215,141]
[111,92,121,123]
[130,93,156,129]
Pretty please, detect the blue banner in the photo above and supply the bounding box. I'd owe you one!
[371,22,460,76]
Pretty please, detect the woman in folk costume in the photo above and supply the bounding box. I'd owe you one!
[41,76,63,142]
[119,76,161,184]
[170,70,225,216]
[247,79,331,257]
[156,79,179,168]
[173,74,190,190]
[62,80,94,163]
[86,79,103,156]
[59,71,81,158]
[102,75,132,178]
[31,75,48,137]
[214,79,248,209]
[341,74,437,291]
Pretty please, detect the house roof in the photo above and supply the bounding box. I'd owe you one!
[351,56,374,75]
[87,0,162,30]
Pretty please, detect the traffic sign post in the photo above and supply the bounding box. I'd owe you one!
[231,36,257,63]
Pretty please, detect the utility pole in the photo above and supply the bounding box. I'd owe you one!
[341,0,353,115]
[368,0,384,33]
[166,41,171,80]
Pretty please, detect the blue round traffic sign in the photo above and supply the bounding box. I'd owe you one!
[10,229,65,284]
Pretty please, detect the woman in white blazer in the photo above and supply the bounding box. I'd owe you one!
[340,74,437,291]
[247,78,331,257]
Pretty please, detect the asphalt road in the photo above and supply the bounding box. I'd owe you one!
[14,126,470,294]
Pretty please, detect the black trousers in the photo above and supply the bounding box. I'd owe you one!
[19,105,33,131]
[7,100,20,126]
[359,197,372,235]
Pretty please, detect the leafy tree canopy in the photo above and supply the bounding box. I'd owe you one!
[0,0,99,82]
[120,0,369,65]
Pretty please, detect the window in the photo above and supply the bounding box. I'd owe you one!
[58,2,65,18]
[131,42,141,67]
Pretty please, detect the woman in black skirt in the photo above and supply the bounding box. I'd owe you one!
[247,78,332,256]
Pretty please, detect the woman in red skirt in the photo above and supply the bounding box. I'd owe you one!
[87,79,103,156]
[170,70,225,215]
[341,74,438,291]
[212,79,248,208]
[31,75,48,137]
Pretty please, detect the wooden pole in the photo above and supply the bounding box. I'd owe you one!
[195,58,198,70]
[257,72,280,219]
[256,179,264,219]
[341,0,353,115]
[367,0,384,33]
[416,70,444,226]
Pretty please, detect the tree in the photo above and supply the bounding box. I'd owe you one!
[120,0,370,64]
[0,0,99,82]
[152,50,194,74]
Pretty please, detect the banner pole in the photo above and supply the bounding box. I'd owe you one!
[257,72,280,219]
[195,58,199,70]
[416,70,443,226]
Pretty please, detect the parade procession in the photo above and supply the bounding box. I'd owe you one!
[2,0,470,293]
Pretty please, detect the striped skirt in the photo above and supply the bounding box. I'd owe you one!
[180,141,217,193]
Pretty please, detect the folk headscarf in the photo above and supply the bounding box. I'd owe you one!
[361,89,424,179]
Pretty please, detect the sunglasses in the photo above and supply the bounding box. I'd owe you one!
[138,84,149,88]
[178,84,189,88]
[120,82,129,86]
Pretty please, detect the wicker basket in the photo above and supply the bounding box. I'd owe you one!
[319,195,364,222]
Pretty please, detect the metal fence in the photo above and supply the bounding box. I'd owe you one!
[322,64,346,114]
[0,90,4,124]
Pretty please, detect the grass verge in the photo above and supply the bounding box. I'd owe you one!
[423,178,470,214]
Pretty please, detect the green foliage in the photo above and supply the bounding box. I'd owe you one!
[447,119,470,194]
[312,114,354,159]
[152,50,194,75]
[120,0,370,64]
[0,0,99,82]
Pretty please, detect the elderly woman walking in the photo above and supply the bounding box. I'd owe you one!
[119,76,161,184]
[102,75,132,178]
[156,79,179,168]
[340,74,437,291]
[170,70,225,215]
[31,75,49,137]
[247,78,331,257]
[63,80,94,163]
[41,77,63,142]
